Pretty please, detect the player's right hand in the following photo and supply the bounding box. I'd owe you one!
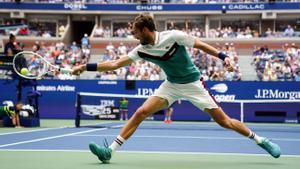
[72,64,86,75]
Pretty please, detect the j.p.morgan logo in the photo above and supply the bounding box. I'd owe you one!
[255,89,300,99]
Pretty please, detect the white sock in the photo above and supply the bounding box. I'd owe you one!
[109,135,125,152]
[248,131,264,144]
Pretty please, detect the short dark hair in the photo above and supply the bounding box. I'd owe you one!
[9,33,15,41]
[132,14,156,32]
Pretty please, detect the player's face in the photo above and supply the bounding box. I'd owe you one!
[131,24,151,45]
[16,103,23,110]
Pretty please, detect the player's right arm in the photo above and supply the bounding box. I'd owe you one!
[72,55,133,75]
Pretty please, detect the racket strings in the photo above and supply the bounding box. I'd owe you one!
[13,52,48,79]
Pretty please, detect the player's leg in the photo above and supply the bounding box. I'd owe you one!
[89,96,168,163]
[166,107,173,123]
[89,81,178,163]
[124,110,128,120]
[11,115,17,126]
[119,110,123,121]
[15,114,21,128]
[206,108,255,136]
[119,96,168,139]
[205,107,281,158]
[205,108,251,136]
[164,108,169,123]
[183,80,280,158]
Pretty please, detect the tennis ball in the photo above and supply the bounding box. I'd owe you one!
[20,68,29,75]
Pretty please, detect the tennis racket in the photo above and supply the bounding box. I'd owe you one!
[13,51,73,79]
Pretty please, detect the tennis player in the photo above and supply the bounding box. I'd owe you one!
[73,14,281,163]
[164,106,173,124]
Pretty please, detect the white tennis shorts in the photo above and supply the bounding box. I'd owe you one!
[152,80,219,111]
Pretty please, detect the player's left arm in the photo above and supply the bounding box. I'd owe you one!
[193,38,233,71]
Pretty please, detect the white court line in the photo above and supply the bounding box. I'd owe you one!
[0,121,117,136]
[0,128,107,148]
[0,149,299,158]
[73,134,300,142]
[0,127,67,136]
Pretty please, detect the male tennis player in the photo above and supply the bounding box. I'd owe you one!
[73,14,281,163]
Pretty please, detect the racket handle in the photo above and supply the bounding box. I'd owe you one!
[59,67,73,74]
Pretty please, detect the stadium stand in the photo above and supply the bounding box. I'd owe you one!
[0,1,300,81]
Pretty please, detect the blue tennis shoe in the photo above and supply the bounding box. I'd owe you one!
[258,138,281,158]
[89,140,112,164]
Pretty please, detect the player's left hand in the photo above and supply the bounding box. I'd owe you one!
[224,57,234,72]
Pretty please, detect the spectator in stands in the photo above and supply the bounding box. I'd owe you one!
[284,25,295,37]
[116,67,126,80]
[32,43,45,58]
[295,71,300,81]
[106,42,115,52]
[70,41,79,52]
[126,71,136,80]
[117,42,127,55]
[58,24,65,37]
[4,33,21,57]
[42,31,52,38]
[102,50,111,61]
[201,70,209,81]
[103,26,112,38]
[81,33,90,48]
[223,69,234,81]
[128,63,136,74]
[269,71,278,81]
[264,27,274,37]
[94,26,104,37]
[253,43,300,81]
[19,26,29,36]
[149,70,160,80]
[82,45,91,62]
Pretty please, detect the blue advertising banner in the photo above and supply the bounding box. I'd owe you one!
[0,2,299,11]
[0,80,299,122]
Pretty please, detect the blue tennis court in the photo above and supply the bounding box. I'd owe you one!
[0,120,299,169]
